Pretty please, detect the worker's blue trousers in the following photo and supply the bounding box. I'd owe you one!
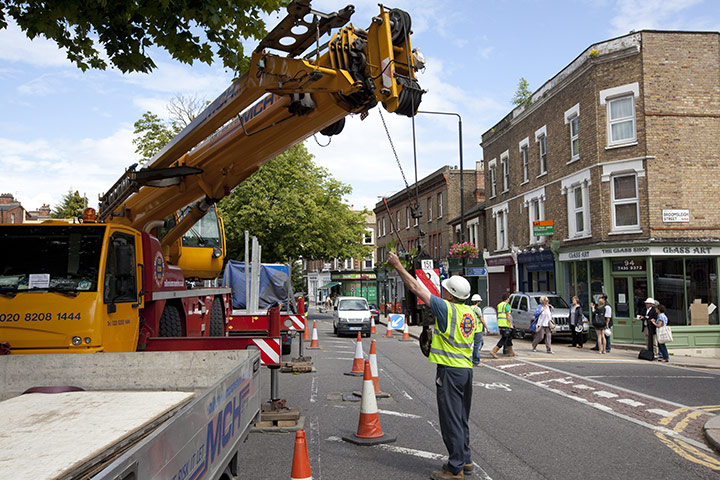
[435,364,473,475]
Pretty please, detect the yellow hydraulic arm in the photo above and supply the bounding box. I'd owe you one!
[99,0,424,250]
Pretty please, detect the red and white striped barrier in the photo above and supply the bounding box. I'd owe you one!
[250,338,281,366]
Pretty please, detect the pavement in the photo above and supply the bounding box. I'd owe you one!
[375,315,720,454]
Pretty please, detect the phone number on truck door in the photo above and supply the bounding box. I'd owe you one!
[0,312,82,322]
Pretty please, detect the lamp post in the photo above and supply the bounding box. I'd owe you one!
[417,110,465,272]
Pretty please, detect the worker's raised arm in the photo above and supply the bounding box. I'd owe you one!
[387,252,431,306]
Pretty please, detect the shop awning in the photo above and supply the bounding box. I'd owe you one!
[319,282,340,290]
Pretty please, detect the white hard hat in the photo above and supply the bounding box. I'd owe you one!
[471,294,482,302]
[441,276,471,300]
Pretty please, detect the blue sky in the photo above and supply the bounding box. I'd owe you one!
[1,0,719,213]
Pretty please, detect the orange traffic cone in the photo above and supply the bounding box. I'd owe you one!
[384,321,393,338]
[399,323,412,341]
[290,429,313,480]
[370,317,377,334]
[344,332,364,376]
[303,315,311,341]
[307,321,321,349]
[368,340,390,398]
[342,360,396,446]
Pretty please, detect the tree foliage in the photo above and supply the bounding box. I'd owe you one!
[511,77,533,106]
[52,190,87,219]
[218,144,371,264]
[0,0,287,73]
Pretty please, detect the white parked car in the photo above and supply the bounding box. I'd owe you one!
[333,296,372,337]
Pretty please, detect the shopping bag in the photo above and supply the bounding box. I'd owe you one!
[657,325,673,344]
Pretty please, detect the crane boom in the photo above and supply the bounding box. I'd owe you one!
[99,0,423,248]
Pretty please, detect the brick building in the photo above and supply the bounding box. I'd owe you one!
[481,31,720,355]
[305,211,377,304]
[373,165,479,307]
[0,194,32,224]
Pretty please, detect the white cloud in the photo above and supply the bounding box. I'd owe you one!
[0,21,70,67]
[610,0,711,35]
[0,128,138,212]
[122,60,232,97]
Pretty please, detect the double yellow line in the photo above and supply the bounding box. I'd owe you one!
[656,406,720,470]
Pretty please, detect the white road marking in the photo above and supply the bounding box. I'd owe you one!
[647,408,674,417]
[310,376,318,403]
[573,384,595,390]
[496,363,524,369]
[594,391,619,399]
[521,371,550,377]
[427,419,442,436]
[402,390,413,400]
[377,409,422,419]
[326,436,494,480]
[541,377,574,385]
[473,381,512,391]
[617,399,645,407]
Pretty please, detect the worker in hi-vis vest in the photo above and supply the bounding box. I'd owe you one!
[388,252,477,480]
[491,292,516,358]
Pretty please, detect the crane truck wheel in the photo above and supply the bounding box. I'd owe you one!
[209,297,224,336]
[159,304,183,337]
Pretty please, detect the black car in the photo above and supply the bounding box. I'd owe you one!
[368,303,380,323]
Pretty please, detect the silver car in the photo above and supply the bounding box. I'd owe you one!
[508,292,589,339]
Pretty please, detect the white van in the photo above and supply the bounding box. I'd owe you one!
[333,296,372,337]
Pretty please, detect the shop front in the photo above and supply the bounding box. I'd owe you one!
[330,271,378,304]
[484,254,516,305]
[557,244,720,355]
[517,249,555,293]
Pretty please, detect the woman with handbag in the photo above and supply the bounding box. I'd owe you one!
[531,296,554,354]
[569,296,584,348]
[590,297,609,354]
[653,304,670,362]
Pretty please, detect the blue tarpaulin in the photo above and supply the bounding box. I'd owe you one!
[222,260,295,311]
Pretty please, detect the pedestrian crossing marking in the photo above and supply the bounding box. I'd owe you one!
[648,408,674,417]
[617,399,645,407]
[594,391,619,399]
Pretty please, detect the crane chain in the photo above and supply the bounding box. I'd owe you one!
[378,108,414,207]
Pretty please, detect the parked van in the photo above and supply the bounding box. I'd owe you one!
[333,296,372,337]
[508,292,589,339]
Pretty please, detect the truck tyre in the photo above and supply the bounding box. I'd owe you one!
[209,297,224,336]
[159,304,183,337]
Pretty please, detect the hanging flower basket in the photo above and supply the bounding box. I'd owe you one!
[448,242,479,259]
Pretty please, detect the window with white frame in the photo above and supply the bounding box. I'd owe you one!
[500,150,509,192]
[363,252,374,269]
[427,197,432,223]
[564,103,580,161]
[382,217,386,236]
[397,211,401,231]
[600,83,639,147]
[414,212,418,227]
[561,169,591,239]
[612,173,640,230]
[535,126,547,175]
[344,258,354,270]
[377,220,381,237]
[364,228,374,245]
[524,188,545,245]
[489,159,497,197]
[492,203,509,251]
[437,192,443,218]
[519,137,529,183]
[406,206,410,229]
[467,218,479,247]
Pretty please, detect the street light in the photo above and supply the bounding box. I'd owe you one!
[416,110,465,243]
[417,110,465,273]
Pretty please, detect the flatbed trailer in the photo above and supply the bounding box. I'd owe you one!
[0,350,260,480]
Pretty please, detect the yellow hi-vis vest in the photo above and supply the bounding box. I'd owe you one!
[497,301,510,327]
[428,300,475,368]
[473,306,484,333]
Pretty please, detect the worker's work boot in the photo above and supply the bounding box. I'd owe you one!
[507,346,517,357]
[430,467,464,479]
[490,346,499,359]
[443,462,474,474]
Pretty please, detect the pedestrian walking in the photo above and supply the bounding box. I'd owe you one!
[569,296,584,348]
[387,252,476,480]
[590,296,610,354]
[639,298,658,358]
[471,294,489,367]
[653,304,670,362]
[491,293,516,358]
[531,295,554,354]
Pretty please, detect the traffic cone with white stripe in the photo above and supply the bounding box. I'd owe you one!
[290,429,312,480]
[370,317,377,334]
[303,315,311,341]
[344,332,364,376]
[307,321,321,349]
[368,340,390,398]
[399,323,412,341]
[384,321,393,338]
[342,360,396,446]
